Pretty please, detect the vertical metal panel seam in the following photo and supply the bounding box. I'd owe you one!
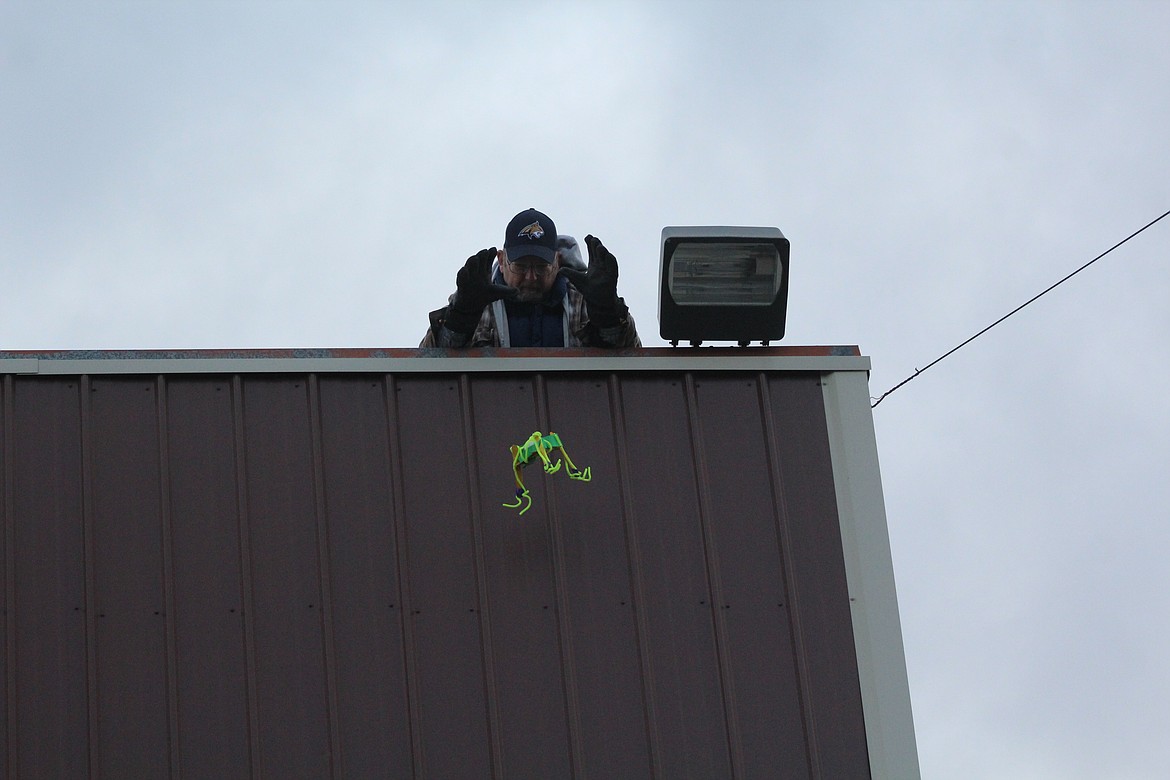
[534,374,585,779]
[608,374,662,778]
[231,375,262,778]
[682,374,745,778]
[3,376,17,778]
[307,375,343,778]
[154,376,183,780]
[459,374,505,778]
[757,373,822,777]
[79,375,100,778]
[382,374,424,778]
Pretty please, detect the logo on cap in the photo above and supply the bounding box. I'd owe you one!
[516,221,545,241]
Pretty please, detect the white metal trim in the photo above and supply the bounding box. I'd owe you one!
[2,354,870,376]
[821,370,921,779]
[0,359,39,374]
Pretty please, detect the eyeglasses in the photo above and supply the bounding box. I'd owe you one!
[505,258,553,278]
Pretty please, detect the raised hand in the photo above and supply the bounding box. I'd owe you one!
[558,234,627,326]
[446,248,516,333]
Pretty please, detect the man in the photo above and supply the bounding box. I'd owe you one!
[420,208,640,348]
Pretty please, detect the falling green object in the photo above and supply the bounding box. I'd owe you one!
[503,431,592,515]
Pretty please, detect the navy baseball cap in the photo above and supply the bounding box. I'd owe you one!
[503,208,558,263]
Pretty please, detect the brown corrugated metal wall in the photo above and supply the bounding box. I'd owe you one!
[2,369,868,778]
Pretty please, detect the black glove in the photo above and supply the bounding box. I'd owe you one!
[445,248,516,334]
[558,234,628,328]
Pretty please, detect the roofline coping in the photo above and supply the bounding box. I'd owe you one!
[0,346,869,375]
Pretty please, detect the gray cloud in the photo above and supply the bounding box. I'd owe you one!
[3,1,1169,776]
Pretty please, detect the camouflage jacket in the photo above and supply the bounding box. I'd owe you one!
[420,283,640,349]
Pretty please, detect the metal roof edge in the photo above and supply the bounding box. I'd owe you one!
[820,371,920,779]
[1,347,870,375]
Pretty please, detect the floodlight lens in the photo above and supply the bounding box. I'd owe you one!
[668,242,782,305]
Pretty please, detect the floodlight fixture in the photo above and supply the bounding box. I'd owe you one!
[658,226,790,346]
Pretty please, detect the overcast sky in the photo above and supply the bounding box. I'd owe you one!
[4,1,1169,776]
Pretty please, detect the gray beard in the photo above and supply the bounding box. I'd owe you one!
[513,287,546,303]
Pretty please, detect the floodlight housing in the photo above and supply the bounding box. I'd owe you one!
[658,226,790,346]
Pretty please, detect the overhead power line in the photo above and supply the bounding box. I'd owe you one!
[871,208,1170,409]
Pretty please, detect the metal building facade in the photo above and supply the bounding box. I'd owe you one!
[1,348,917,779]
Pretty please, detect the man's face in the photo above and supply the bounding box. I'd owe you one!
[498,249,560,303]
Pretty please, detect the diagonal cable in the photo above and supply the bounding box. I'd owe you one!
[872,208,1170,409]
